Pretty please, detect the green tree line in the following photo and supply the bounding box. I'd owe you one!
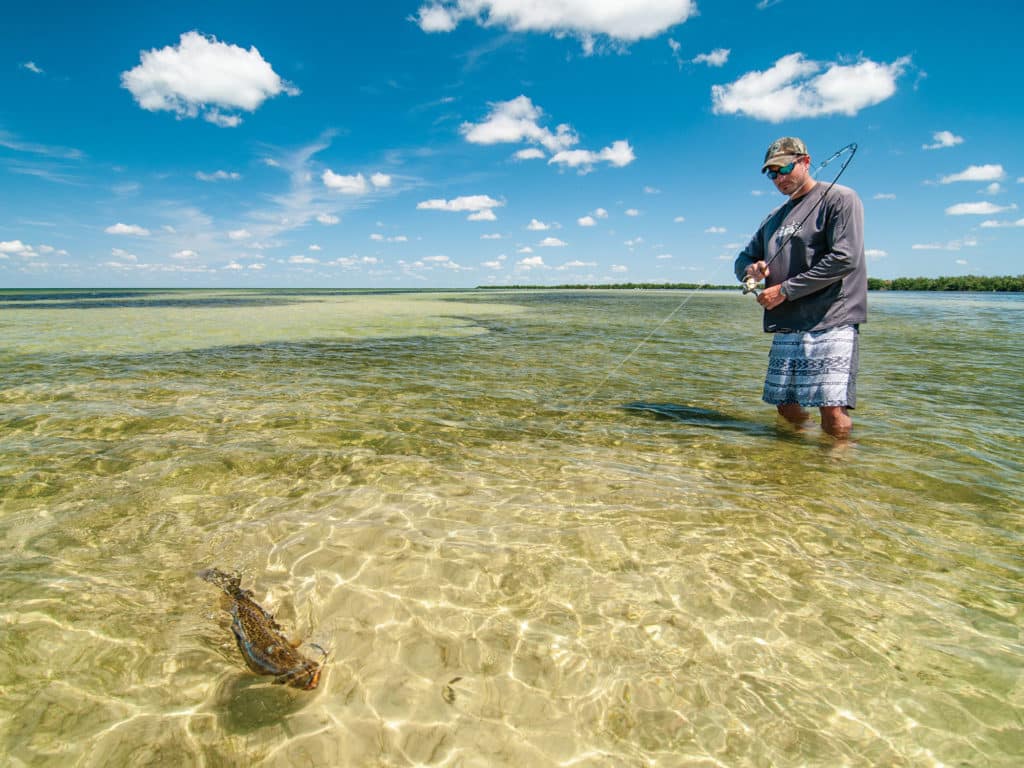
[480,275,1024,292]
[478,282,734,291]
[867,275,1024,291]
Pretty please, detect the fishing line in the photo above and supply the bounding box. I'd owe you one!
[546,142,859,437]
[542,283,710,437]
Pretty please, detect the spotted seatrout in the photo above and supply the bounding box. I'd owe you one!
[198,568,323,690]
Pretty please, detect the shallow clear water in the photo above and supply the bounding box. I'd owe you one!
[1,289,1021,767]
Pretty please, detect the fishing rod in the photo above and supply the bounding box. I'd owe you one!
[742,142,859,297]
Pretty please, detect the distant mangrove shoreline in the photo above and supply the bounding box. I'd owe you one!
[478,275,1024,292]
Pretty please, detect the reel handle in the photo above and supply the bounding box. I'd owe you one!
[742,276,762,297]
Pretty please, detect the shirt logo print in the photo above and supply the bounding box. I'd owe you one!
[775,222,802,244]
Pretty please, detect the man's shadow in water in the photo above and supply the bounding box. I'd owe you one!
[622,401,789,439]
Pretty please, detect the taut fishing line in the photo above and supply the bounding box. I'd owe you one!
[546,142,859,437]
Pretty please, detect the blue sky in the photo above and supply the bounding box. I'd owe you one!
[2,1,1021,288]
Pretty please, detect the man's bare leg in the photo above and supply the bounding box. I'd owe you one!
[777,404,811,428]
[819,406,852,439]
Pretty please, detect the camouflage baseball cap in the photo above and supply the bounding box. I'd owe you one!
[761,136,808,172]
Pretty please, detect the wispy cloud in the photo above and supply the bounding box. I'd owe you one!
[196,170,241,182]
[939,164,1004,183]
[0,130,84,160]
[911,237,977,250]
[944,201,1016,216]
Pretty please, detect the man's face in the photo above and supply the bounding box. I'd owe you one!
[766,156,811,197]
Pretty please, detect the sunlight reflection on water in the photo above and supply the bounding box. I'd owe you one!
[1,290,1021,766]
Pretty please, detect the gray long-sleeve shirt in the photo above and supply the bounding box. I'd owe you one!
[734,183,867,333]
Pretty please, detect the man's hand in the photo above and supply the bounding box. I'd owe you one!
[757,283,787,309]
[745,261,770,281]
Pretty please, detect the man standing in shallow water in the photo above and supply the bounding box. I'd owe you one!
[734,137,867,439]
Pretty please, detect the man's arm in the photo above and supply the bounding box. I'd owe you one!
[733,233,764,283]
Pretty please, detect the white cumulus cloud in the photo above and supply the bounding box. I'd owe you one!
[417,195,504,221]
[940,164,1005,184]
[2,240,45,260]
[461,95,577,153]
[515,148,546,160]
[538,237,567,247]
[578,215,596,226]
[0,240,32,254]
[712,53,911,122]
[120,31,299,127]
[463,95,633,172]
[323,171,369,195]
[321,170,391,195]
[527,218,550,231]
[923,130,964,150]
[414,1,698,53]
[105,222,151,236]
[549,140,635,173]
[693,48,730,67]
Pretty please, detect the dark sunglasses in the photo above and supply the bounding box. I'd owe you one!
[764,159,802,180]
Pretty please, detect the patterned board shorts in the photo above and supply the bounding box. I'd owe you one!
[762,325,859,409]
